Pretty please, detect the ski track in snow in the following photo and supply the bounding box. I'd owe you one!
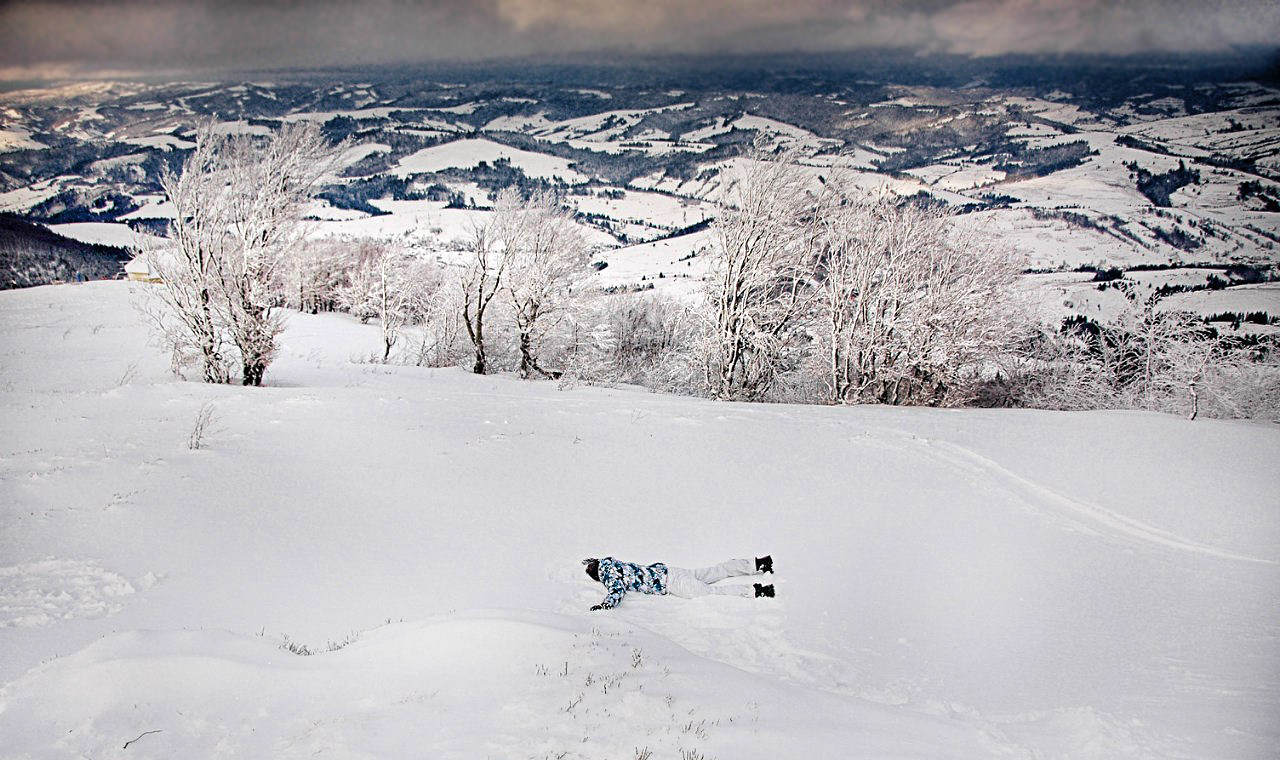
[910,437,1276,566]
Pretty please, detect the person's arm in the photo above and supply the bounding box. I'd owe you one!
[591,588,625,610]
[590,564,626,610]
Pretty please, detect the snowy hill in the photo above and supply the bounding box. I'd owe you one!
[0,214,133,288]
[1,281,1277,759]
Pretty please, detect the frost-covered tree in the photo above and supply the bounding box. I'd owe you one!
[703,151,824,400]
[816,192,1025,405]
[700,147,1027,405]
[1029,288,1279,419]
[339,239,438,363]
[145,121,340,385]
[500,191,592,378]
[459,201,511,375]
[602,294,689,384]
[557,293,694,389]
[406,265,458,368]
[1112,294,1214,410]
[144,124,234,383]
[219,123,338,385]
[285,239,351,315]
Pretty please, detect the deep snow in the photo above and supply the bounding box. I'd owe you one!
[0,282,1277,759]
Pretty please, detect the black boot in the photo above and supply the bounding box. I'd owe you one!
[754,583,775,598]
[755,555,773,574]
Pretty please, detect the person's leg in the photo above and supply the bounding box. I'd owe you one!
[665,567,709,598]
[667,568,754,598]
[690,558,755,585]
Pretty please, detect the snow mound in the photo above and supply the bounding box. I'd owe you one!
[0,610,1010,759]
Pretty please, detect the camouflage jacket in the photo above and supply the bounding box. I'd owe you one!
[594,557,668,609]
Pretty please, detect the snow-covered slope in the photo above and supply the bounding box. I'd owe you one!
[45,222,165,249]
[594,229,714,295]
[0,282,1277,759]
[391,138,589,184]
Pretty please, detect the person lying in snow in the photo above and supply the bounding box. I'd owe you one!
[582,555,774,610]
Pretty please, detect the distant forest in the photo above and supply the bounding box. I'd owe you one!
[0,214,131,289]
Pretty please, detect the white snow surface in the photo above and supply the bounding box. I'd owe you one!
[0,126,48,153]
[1158,282,1280,318]
[0,180,64,213]
[0,282,1277,759]
[120,134,196,151]
[305,199,615,250]
[391,138,589,184]
[45,222,165,250]
[336,142,391,168]
[594,230,714,296]
[572,189,713,232]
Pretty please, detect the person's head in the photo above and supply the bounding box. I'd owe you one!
[582,558,600,582]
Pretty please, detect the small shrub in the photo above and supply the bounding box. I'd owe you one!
[280,630,359,656]
[187,401,216,450]
[280,634,313,656]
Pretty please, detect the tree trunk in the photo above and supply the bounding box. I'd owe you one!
[518,331,534,379]
[518,329,554,379]
[197,285,227,384]
[464,298,487,374]
[242,358,266,386]
[471,321,487,374]
[202,349,225,384]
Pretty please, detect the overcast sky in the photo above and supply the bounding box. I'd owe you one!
[1,0,1277,80]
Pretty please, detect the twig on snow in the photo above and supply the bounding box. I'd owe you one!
[123,729,163,749]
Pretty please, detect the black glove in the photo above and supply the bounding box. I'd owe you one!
[589,604,604,611]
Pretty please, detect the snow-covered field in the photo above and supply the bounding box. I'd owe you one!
[1019,271,1280,329]
[45,222,166,250]
[304,199,617,251]
[0,125,48,153]
[954,209,1148,270]
[572,190,712,233]
[1159,282,1280,325]
[594,230,715,295]
[391,138,589,185]
[120,134,196,151]
[1,282,1277,759]
[630,156,973,207]
[307,198,491,244]
[0,179,64,214]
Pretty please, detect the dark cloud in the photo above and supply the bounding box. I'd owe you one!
[1,0,1276,79]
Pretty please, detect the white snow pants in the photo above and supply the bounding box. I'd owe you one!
[666,558,756,599]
